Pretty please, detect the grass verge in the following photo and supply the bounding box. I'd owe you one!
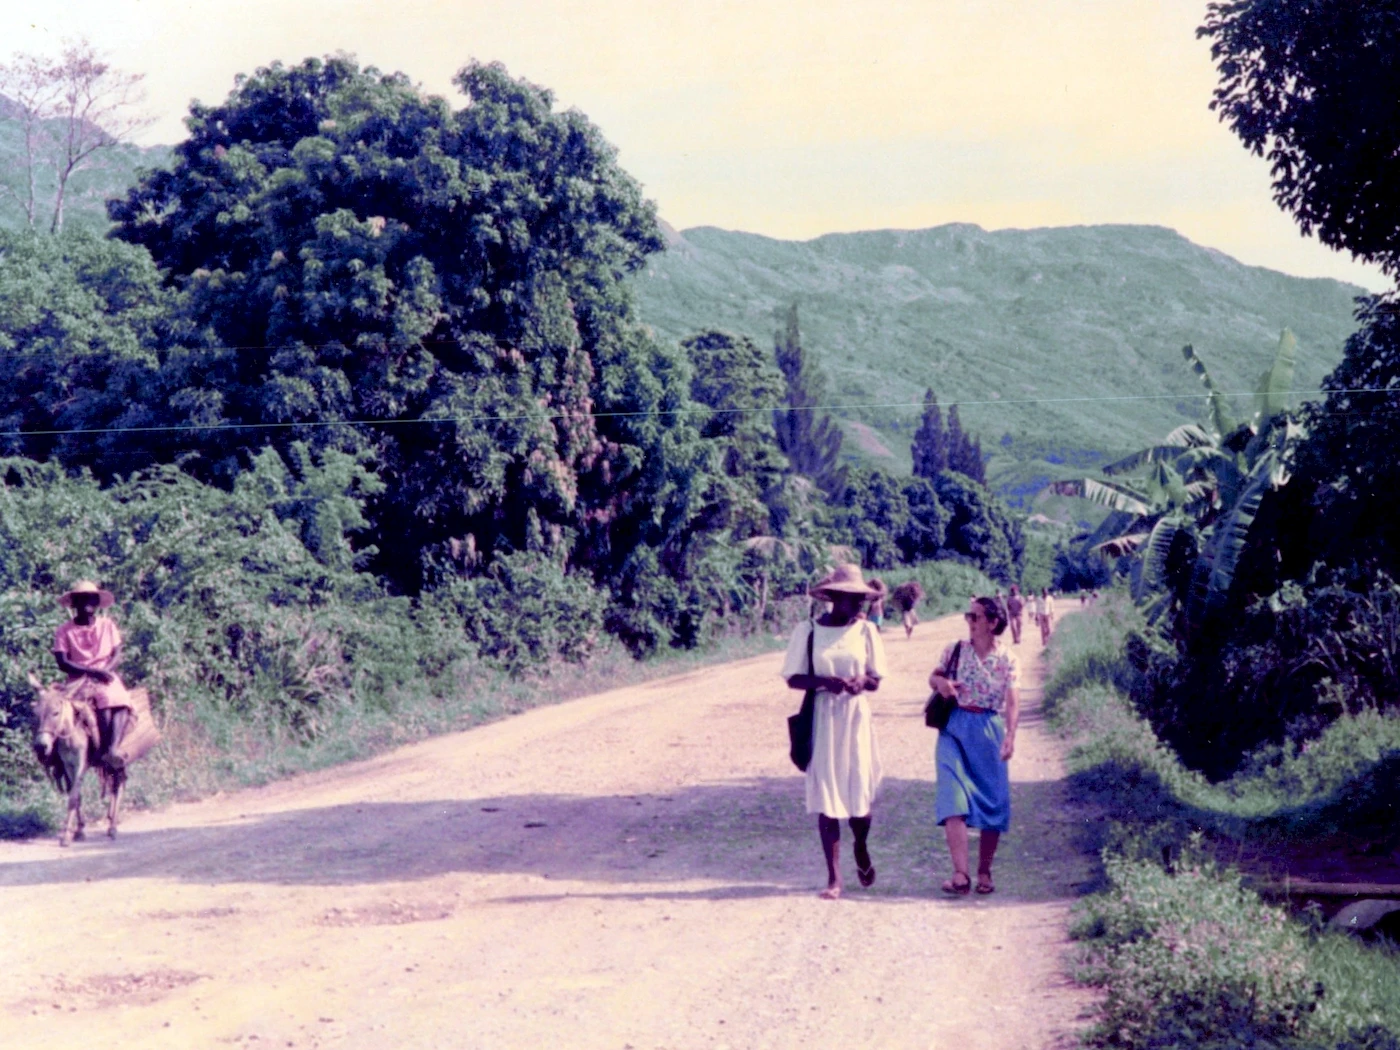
[1046,595,1400,1049]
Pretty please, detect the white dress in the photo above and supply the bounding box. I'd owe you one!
[781,619,888,818]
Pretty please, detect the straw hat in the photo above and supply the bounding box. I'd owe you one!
[809,563,880,600]
[58,580,114,610]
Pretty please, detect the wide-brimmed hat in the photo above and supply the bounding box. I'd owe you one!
[809,563,880,600]
[58,580,114,610]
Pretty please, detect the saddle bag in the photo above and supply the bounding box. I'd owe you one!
[111,687,161,767]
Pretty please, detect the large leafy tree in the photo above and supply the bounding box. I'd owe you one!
[109,56,678,589]
[933,471,1019,583]
[681,329,789,539]
[0,230,180,467]
[1200,1,1400,277]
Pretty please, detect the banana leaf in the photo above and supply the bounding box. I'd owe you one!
[1135,517,1183,601]
[1252,328,1298,429]
[1102,424,1214,475]
[1046,477,1153,516]
[1182,467,1269,639]
[1095,531,1150,558]
[1182,343,1239,438]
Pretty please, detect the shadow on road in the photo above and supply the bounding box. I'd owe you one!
[0,774,1098,903]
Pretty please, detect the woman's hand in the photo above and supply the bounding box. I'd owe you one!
[929,674,960,700]
[999,732,1015,761]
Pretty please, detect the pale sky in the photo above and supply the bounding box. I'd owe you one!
[2,0,1390,291]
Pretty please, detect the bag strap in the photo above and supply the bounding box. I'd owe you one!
[945,640,962,679]
[806,620,815,677]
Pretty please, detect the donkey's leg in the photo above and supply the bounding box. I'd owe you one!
[71,752,88,843]
[59,753,83,847]
[107,769,126,838]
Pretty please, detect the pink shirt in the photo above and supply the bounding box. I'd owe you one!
[54,616,122,671]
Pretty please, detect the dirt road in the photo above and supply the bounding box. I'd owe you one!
[0,613,1096,1049]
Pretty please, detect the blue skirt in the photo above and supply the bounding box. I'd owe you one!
[935,707,1010,833]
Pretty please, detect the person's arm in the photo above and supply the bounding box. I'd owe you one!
[787,673,858,694]
[53,650,113,682]
[1000,684,1019,760]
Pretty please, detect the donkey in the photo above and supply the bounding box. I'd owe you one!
[28,674,126,845]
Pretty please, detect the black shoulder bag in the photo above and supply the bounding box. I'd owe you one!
[923,640,962,731]
[787,623,817,771]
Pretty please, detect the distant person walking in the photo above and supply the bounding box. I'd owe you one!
[1030,589,1045,645]
[927,596,1019,895]
[892,581,924,640]
[1005,584,1024,645]
[1045,589,1056,638]
[782,565,888,899]
[866,578,887,633]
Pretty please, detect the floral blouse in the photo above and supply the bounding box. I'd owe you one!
[937,640,1017,713]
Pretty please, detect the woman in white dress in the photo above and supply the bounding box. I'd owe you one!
[782,564,888,899]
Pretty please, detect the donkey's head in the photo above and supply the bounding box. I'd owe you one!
[28,673,67,759]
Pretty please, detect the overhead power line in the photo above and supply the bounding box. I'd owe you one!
[0,388,1396,441]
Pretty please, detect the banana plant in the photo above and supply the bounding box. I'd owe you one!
[1045,330,1307,642]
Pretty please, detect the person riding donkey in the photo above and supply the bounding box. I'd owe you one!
[51,580,134,771]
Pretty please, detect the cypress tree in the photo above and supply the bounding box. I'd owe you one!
[946,404,966,472]
[911,388,947,480]
[772,303,846,496]
[944,403,986,484]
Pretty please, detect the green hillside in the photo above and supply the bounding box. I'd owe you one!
[630,223,1365,505]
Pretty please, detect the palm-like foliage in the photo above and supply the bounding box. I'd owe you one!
[1047,330,1306,641]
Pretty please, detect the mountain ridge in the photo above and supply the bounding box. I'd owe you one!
[629,220,1365,503]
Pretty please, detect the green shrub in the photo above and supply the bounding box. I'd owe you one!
[1074,849,1320,1049]
[443,551,607,676]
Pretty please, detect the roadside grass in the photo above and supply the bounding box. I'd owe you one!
[2,618,793,839]
[1047,595,1400,1049]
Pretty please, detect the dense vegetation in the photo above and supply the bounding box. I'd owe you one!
[0,55,1022,829]
[1040,1,1400,781]
[1037,6,1400,1044]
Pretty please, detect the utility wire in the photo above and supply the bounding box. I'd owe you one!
[3,388,1400,442]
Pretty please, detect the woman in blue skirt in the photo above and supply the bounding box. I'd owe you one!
[927,596,1019,895]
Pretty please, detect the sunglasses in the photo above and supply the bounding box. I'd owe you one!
[964,611,985,622]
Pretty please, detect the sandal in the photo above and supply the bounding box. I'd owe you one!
[856,863,876,888]
[941,872,972,895]
[976,873,995,895]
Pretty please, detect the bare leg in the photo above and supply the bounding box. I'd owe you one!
[850,815,874,887]
[977,830,1000,893]
[942,816,970,892]
[818,815,842,899]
